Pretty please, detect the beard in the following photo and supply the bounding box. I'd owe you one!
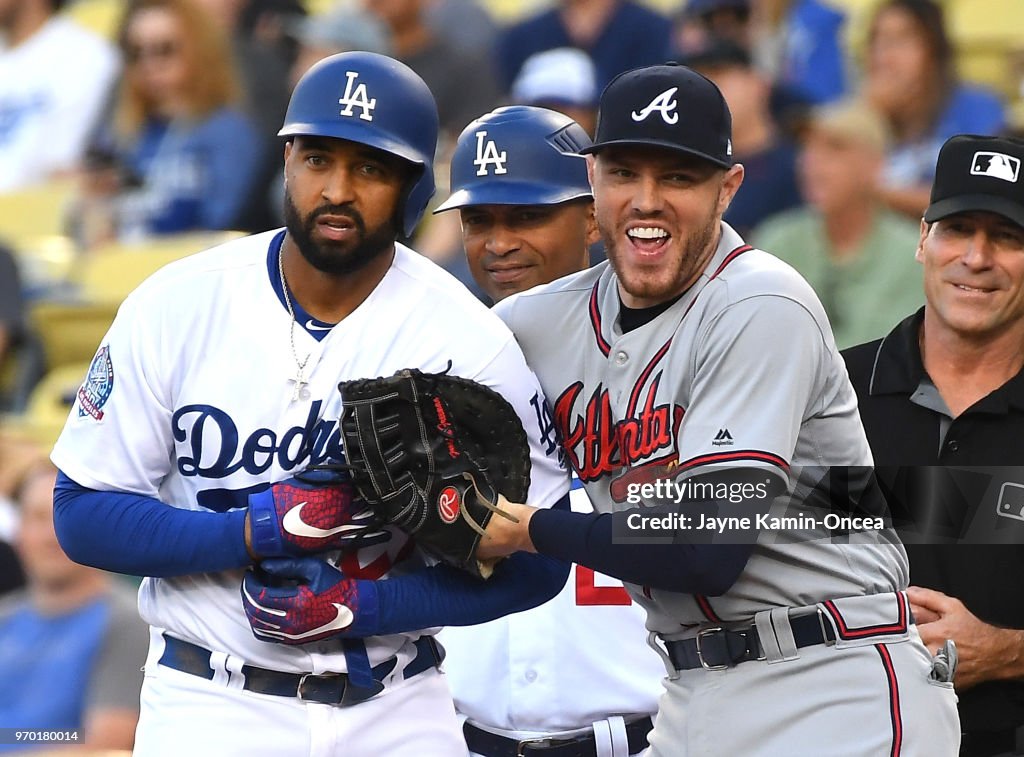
[601,204,720,305]
[283,188,397,276]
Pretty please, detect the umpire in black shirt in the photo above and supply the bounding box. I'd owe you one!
[844,134,1024,757]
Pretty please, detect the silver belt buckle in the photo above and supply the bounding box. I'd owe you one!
[516,736,553,756]
[695,626,730,671]
[296,672,345,703]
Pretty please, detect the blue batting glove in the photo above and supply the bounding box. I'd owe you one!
[241,557,378,644]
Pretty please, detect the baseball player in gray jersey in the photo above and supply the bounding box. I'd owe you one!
[477,63,961,755]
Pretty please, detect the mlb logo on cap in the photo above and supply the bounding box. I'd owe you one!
[924,134,1024,229]
[969,151,1020,183]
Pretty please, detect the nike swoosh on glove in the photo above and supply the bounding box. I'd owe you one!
[242,557,379,644]
[247,468,391,558]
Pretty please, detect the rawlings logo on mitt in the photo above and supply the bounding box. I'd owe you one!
[337,365,531,579]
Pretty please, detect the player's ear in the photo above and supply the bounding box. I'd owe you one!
[717,163,744,216]
[584,201,600,247]
[586,154,597,190]
[915,219,929,263]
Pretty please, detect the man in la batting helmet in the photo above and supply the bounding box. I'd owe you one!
[279,51,439,237]
[435,106,596,301]
[436,104,663,757]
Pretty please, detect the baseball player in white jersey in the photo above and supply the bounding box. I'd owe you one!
[48,53,569,757]
[433,106,663,757]
[476,64,962,755]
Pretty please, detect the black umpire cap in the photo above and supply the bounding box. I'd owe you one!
[924,134,1024,229]
[581,62,733,169]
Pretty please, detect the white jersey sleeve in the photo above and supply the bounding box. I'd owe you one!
[52,273,177,495]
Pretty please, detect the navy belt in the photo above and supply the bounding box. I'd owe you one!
[158,633,443,706]
[464,717,653,757]
[665,612,837,671]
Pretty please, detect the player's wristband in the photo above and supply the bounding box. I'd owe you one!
[248,489,283,558]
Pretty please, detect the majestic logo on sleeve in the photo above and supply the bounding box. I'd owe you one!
[631,87,679,125]
[473,130,508,176]
[78,345,114,420]
[554,371,684,491]
[338,71,377,121]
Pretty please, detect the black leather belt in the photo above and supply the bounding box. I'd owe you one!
[158,633,443,706]
[463,717,653,757]
[665,613,837,671]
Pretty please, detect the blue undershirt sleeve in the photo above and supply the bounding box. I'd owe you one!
[525,468,791,596]
[53,471,251,577]
[358,492,573,635]
[528,507,754,596]
[363,551,571,636]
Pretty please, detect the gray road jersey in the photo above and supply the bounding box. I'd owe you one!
[497,224,908,634]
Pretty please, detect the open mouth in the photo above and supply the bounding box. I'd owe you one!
[626,225,671,256]
[316,216,357,242]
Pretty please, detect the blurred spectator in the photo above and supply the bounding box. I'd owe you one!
[0,245,26,404]
[865,0,1006,219]
[0,436,30,598]
[289,4,391,88]
[425,0,496,58]
[753,98,924,349]
[193,0,301,233]
[0,0,120,192]
[0,462,147,751]
[193,0,296,148]
[751,0,848,108]
[511,47,598,138]
[685,37,802,238]
[365,0,501,143]
[670,0,752,61]
[69,0,263,247]
[495,0,670,94]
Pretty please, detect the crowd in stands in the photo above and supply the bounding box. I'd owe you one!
[0,0,1021,748]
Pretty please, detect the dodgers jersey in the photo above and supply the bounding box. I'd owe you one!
[438,477,663,734]
[51,229,568,672]
[496,223,908,635]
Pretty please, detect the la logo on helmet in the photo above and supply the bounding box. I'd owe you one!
[632,87,679,125]
[474,130,508,176]
[338,71,377,122]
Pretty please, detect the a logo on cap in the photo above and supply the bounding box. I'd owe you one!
[473,130,508,176]
[338,71,377,122]
[631,87,679,125]
[970,151,1020,183]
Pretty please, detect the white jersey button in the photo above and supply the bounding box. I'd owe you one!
[615,351,628,365]
[524,670,538,682]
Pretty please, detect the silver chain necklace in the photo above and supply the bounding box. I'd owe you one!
[278,247,312,402]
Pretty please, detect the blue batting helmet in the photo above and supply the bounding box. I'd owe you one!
[435,106,593,213]
[280,51,439,237]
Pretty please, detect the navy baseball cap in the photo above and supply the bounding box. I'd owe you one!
[581,62,733,168]
[924,135,1024,229]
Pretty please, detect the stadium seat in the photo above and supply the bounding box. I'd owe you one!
[0,180,76,248]
[73,230,243,304]
[29,301,119,373]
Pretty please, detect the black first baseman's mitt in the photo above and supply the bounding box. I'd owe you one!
[337,366,531,579]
